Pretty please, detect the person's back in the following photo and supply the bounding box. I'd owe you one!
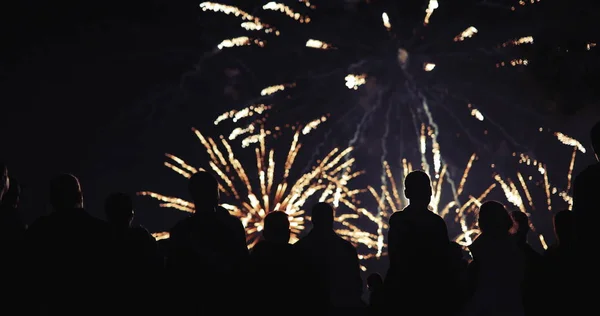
[104,192,160,313]
[543,210,575,315]
[384,171,451,313]
[167,172,248,312]
[0,177,26,242]
[573,121,600,310]
[24,174,110,315]
[294,202,363,310]
[250,211,311,311]
[465,201,525,316]
[511,211,543,316]
[105,192,159,270]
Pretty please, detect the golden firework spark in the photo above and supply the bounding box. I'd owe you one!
[139,126,365,249]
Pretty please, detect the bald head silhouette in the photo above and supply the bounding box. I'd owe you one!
[404,170,432,207]
[592,121,600,161]
[263,211,290,244]
[311,202,334,231]
[105,192,134,228]
[50,174,84,210]
[189,171,220,212]
[478,201,513,237]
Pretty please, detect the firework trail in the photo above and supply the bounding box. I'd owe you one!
[139,123,385,263]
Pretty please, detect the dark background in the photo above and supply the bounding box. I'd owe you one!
[1,0,599,240]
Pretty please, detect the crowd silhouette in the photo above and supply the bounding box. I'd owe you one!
[0,120,598,315]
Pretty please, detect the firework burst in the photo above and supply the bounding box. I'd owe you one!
[139,124,382,252]
[192,2,558,245]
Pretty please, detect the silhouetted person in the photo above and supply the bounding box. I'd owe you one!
[511,211,542,316]
[250,211,313,310]
[104,192,159,313]
[294,202,363,311]
[105,192,158,266]
[167,171,249,313]
[24,174,111,315]
[573,121,600,244]
[543,210,575,315]
[573,121,599,310]
[463,201,525,316]
[0,177,26,240]
[449,241,469,310]
[367,273,384,314]
[384,170,453,314]
[0,174,25,315]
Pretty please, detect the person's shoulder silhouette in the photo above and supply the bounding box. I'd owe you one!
[24,174,111,314]
[169,171,248,269]
[27,174,108,238]
[388,170,449,260]
[574,121,600,215]
[0,162,8,201]
[294,202,363,309]
[0,177,26,240]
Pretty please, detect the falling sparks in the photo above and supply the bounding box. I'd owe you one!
[454,26,478,42]
[302,116,328,135]
[260,83,296,96]
[345,74,367,90]
[263,2,311,23]
[381,12,391,30]
[501,36,534,47]
[306,39,333,50]
[139,126,376,254]
[217,37,265,50]
[555,132,586,153]
[496,59,529,67]
[200,2,277,34]
[424,63,436,71]
[468,104,484,121]
[424,0,439,25]
[512,0,543,10]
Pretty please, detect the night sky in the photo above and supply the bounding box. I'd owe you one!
[2,0,599,243]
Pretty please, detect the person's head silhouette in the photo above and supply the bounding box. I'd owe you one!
[50,174,83,211]
[592,121,600,161]
[311,202,334,231]
[510,211,530,243]
[262,211,290,244]
[0,163,8,201]
[188,171,220,212]
[105,192,134,228]
[1,177,20,208]
[478,201,513,238]
[404,170,432,207]
[553,210,574,245]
